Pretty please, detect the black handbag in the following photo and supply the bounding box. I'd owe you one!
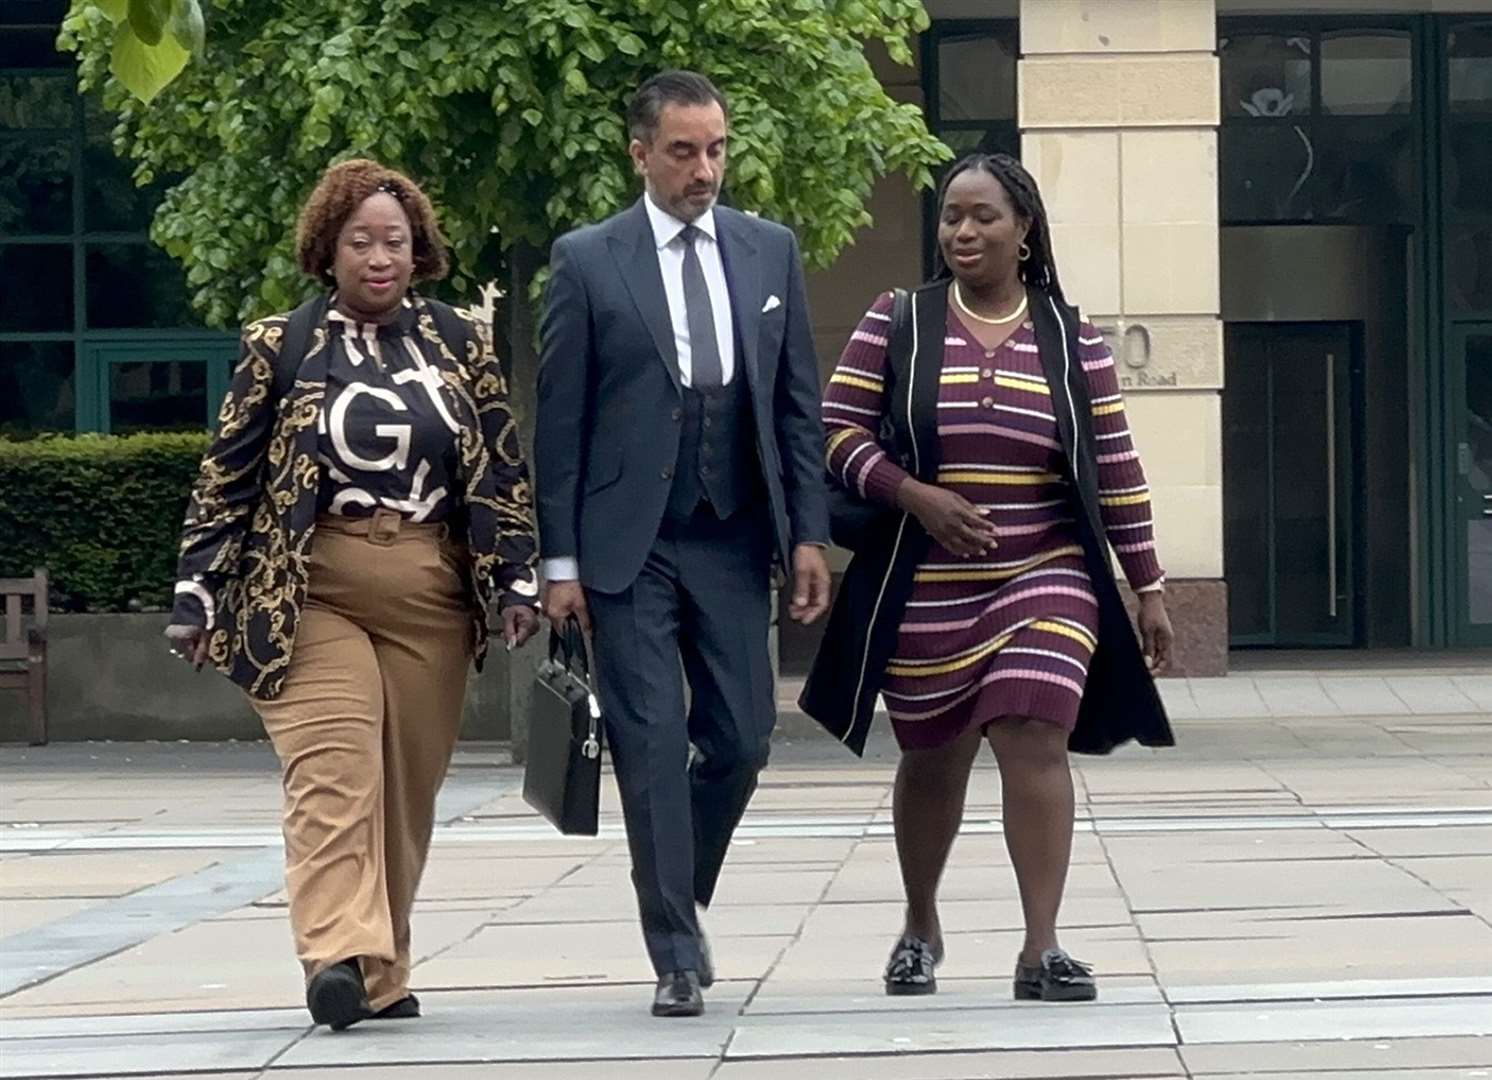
[521,617,603,836]
[827,287,911,552]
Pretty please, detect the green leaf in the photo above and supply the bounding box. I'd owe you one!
[110,21,189,103]
[576,39,605,64]
[94,0,129,24]
[167,0,206,57]
[563,68,587,95]
[521,108,543,127]
[127,0,171,46]
[615,33,644,57]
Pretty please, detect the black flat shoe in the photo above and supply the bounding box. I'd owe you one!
[306,959,373,1031]
[884,933,943,996]
[651,970,704,1017]
[1014,948,1097,1002]
[373,994,420,1020]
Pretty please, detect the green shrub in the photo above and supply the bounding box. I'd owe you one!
[0,433,211,612]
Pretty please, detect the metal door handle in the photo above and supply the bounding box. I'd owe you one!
[1484,492,1492,518]
[1326,353,1337,618]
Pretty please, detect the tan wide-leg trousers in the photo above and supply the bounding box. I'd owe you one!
[250,511,472,1011]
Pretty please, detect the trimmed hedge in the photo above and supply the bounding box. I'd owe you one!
[0,433,211,612]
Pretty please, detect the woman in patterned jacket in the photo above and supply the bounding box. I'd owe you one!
[803,153,1176,1003]
[164,160,540,1030]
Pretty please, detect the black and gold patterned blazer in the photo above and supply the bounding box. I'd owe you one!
[173,294,539,700]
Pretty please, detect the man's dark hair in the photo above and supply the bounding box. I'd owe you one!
[627,70,729,143]
[931,152,1064,301]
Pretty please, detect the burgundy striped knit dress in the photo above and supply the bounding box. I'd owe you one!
[823,292,1166,750]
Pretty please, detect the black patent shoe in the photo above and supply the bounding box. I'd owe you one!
[1013,948,1097,1002]
[306,958,373,1031]
[373,994,420,1020]
[652,970,704,1017]
[884,933,943,996]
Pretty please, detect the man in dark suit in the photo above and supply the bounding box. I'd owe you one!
[535,70,831,1017]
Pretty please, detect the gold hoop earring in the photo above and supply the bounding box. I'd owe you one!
[1019,241,1032,261]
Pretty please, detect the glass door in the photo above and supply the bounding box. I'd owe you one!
[1224,322,1359,646]
[1453,326,1492,645]
[79,341,234,434]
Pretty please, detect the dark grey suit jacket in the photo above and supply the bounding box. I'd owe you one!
[535,198,830,594]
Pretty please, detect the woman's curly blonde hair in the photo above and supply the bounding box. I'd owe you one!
[295,159,450,284]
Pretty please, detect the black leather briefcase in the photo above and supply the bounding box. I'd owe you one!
[522,617,603,836]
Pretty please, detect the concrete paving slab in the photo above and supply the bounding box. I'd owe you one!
[270,1066,720,1080]
[275,986,750,1067]
[0,1005,308,1039]
[1179,1035,1492,1073]
[0,898,97,936]
[1176,996,1492,1044]
[1385,678,1480,715]
[4,709,1492,1075]
[743,976,1164,1014]
[723,1001,1177,1057]
[714,1047,1188,1078]
[0,1029,294,1078]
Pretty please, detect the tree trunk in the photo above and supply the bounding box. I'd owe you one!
[503,240,544,764]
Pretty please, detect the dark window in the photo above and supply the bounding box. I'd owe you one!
[1322,32,1413,115]
[0,3,249,433]
[1221,32,1312,118]
[0,27,70,69]
[0,135,71,234]
[0,243,71,330]
[922,21,1019,277]
[937,31,1016,123]
[1447,22,1492,315]
[1219,21,1421,226]
[1449,24,1492,116]
[86,243,195,329]
[0,73,72,129]
[108,360,207,433]
[0,340,74,433]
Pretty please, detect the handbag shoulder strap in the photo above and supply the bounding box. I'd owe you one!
[884,287,912,388]
[421,297,473,368]
[272,294,329,402]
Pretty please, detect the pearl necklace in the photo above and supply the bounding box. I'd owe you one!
[953,281,1028,326]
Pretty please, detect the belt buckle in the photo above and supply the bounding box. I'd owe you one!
[368,508,401,546]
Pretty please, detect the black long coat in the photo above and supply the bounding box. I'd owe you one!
[799,280,1175,757]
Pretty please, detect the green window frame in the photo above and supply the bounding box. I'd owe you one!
[0,3,233,436]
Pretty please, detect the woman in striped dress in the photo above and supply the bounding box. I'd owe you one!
[814,154,1174,1002]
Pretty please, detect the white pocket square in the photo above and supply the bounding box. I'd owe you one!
[761,295,782,314]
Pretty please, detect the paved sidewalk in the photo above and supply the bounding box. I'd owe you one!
[2,703,1491,1078]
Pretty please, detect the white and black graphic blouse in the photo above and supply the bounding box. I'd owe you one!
[319,303,461,522]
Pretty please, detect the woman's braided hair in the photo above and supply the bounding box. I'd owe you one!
[931,152,1064,302]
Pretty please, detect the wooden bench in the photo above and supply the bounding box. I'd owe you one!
[0,569,49,746]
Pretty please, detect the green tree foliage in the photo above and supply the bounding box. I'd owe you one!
[59,0,950,329]
[83,0,205,103]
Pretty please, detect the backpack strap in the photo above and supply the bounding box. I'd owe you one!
[272,294,329,402]
[421,297,473,369]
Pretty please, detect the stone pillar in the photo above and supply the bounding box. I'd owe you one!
[1019,0,1227,675]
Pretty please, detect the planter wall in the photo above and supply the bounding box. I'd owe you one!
[0,614,515,743]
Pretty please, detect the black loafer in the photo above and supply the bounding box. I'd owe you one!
[651,970,704,1017]
[1014,948,1097,1002]
[884,933,943,996]
[306,959,373,1031]
[373,993,420,1020]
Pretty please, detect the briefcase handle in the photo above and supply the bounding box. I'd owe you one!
[547,615,590,680]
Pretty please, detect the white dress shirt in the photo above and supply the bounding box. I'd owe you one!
[645,195,736,389]
[544,195,738,584]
